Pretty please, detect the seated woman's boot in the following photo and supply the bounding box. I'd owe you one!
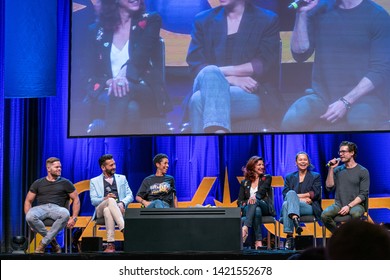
[292,217,303,235]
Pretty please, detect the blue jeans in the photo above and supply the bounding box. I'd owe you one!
[147,199,170,208]
[281,92,386,131]
[189,65,261,133]
[321,203,365,233]
[25,204,70,246]
[281,190,314,234]
[243,199,270,241]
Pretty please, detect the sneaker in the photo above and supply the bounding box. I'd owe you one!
[50,238,62,253]
[104,242,116,253]
[285,237,295,250]
[34,241,46,253]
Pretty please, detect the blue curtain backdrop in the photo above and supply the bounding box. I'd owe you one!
[1,0,390,252]
[4,0,57,98]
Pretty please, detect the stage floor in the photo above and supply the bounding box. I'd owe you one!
[0,248,298,260]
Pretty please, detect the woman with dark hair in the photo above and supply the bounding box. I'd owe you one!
[281,151,322,250]
[238,156,275,249]
[84,0,171,135]
[135,153,178,208]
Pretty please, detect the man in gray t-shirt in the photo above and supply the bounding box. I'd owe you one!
[321,141,369,233]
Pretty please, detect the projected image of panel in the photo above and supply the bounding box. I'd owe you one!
[69,0,390,137]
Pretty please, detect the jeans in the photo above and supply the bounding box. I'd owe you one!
[99,82,154,134]
[281,92,386,131]
[321,203,365,233]
[96,198,124,242]
[147,199,170,208]
[26,203,70,246]
[189,65,261,133]
[243,199,270,241]
[281,190,314,234]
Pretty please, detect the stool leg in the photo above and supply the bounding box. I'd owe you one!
[65,229,68,253]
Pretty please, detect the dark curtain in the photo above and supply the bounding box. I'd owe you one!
[0,0,4,253]
[1,0,390,253]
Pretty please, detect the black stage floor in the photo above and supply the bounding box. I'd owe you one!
[0,248,298,260]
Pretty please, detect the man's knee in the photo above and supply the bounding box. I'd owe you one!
[281,94,325,130]
[350,211,364,219]
[58,208,70,221]
[107,197,117,205]
[25,211,36,224]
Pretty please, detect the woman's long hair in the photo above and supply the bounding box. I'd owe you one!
[98,0,146,32]
[242,156,264,182]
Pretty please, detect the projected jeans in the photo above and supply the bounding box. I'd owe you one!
[26,203,70,246]
[281,190,314,234]
[281,92,386,131]
[189,65,261,133]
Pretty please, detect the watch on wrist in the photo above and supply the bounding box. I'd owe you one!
[73,217,78,222]
[339,97,351,109]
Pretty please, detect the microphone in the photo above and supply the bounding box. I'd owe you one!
[326,158,340,167]
[288,0,304,10]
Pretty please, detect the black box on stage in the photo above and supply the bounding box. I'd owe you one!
[124,208,241,252]
[295,235,314,250]
[81,237,102,252]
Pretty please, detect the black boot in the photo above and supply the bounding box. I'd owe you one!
[293,217,303,235]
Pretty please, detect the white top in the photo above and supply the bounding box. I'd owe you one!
[250,186,257,198]
[110,40,129,77]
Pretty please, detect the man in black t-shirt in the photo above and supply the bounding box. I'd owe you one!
[24,157,80,253]
[136,153,178,208]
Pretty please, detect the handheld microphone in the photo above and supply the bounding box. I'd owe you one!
[288,0,304,10]
[326,158,340,167]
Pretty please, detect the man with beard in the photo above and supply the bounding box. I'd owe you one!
[25,157,80,253]
[321,141,369,233]
[90,154,133,252]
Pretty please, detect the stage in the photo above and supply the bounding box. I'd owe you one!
[0,248,298,260]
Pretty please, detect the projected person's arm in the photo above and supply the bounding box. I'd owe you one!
[321,11,390,123]
[290,0,318,62]
[220,63,258,93]
[219,14,280,94]
[320,77,375,123]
